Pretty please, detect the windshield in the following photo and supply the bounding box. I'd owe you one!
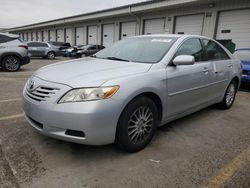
[95,37,177,63]
[234,50,250,61]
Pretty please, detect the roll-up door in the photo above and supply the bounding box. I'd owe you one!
[102,24,115,47]
[76,27,85,45]
[43,30,49,42]
[66,28,73,45]
[216,9,250,49]
[120,21,136,39]
[57,29,64,42]
[175,14,204,35]
[87,25,98,44]
[144,18,165,35]
[49,30,56,41]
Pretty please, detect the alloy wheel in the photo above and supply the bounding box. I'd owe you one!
[128,106,154,144]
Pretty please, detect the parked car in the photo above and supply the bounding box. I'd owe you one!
[27,42,62,59]
[234,48,250,85]
[48,41,71,51]
[0,32,30,71]
[23,35,241,152]
[61,45,84,57]
[75,44,105,57]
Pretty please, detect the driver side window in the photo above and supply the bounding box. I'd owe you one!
[176,38,205,62]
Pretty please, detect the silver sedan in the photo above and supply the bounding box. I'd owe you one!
[22,35,241,152]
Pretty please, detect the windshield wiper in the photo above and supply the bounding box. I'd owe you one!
[105,57,130,62]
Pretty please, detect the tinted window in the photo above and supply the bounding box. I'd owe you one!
[88,46,97,50]
[176,38,205,62]
[202,39,230,61]
[0,34,16,43]
[28,42,48,47]
[95,37,177,63]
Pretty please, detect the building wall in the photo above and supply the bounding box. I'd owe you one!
[14,0,250,47]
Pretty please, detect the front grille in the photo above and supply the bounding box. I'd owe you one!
[26,86,59,102]
[243,70,249,75]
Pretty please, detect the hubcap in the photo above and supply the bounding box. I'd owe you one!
[48,53,55,59]
[128,106,154,144]
[225,84,235,106]
[5,57,19,71]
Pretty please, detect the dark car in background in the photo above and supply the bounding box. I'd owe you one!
[48,42,71,51]
[234,49,250,85]
[75,44,105,57]
[27,42,62,59]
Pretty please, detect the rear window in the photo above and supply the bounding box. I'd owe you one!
[0,34,17,43]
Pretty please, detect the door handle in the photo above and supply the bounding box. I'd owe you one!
[228,63,233,68]
[0,46,6,49]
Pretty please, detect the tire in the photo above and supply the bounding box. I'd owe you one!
[2,56,21,72]
[47,52,55,59]
[217,80,237,109]
[115,96,159,153]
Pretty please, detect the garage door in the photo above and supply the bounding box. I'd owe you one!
[87,25,98,44]
[31,32,34,41]
[76,27,85,45]
[102,24,115,47]
[49,30,56,41]
[144,18,165,35]
[66,28,74,45]
[37,31,42,41]
[57,29,64,42]
[121,22,136,39]
[216,9,250,49]
[43,31,49,42]
[27,32,32,41]
[175,14,204,35]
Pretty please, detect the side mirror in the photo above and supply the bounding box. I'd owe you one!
[172,55,195,66]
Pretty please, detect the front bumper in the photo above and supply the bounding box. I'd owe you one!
[22,77,122,145]
[20,56,30,65]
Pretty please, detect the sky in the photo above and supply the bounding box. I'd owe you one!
[0,0,147,28]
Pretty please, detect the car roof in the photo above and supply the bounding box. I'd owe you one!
[130,34,211,40]
[0,32,19,38]
[235,48,250,51]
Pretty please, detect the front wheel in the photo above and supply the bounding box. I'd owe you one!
[2,56,21,72]
[47,52,55,59]
[115,97,158,153]
[217,80,237,109]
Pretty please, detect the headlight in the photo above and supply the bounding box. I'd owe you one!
[58,86,119,103]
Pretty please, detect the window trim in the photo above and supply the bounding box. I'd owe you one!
[201,39,230,61]
[169,37,206,66]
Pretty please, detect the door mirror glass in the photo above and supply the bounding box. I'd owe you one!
[172,55,195,66]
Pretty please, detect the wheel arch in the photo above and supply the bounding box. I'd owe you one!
[119,91,163,123]
[0,52,22,66]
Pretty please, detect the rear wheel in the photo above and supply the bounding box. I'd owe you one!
[47,51,55,59]
[217,80,237,109]
[115,97,158,153]
[2,56,21,72]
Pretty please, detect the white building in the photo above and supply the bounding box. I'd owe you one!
[4,0,250,49]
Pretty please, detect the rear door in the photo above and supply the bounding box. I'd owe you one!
[166,38,212,117]
[201,39,232,98]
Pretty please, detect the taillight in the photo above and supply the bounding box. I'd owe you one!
[18,45,28,50]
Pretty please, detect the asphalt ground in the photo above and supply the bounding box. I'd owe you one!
[0,57,249,188]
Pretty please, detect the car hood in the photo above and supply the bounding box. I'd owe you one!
[34,57,152,88]
[241,60,250,70]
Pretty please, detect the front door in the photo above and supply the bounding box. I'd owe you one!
[166,38,212,117]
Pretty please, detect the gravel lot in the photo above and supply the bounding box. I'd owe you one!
[0,57,249,188]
